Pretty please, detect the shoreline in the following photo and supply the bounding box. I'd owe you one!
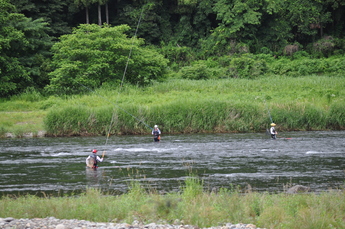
[3,131,47,138]
[0,217,264,229]
[1,129,342,139]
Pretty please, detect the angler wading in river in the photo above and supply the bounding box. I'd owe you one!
[270,123,278,139]
[86,149,105,169]
[152,125,161,142]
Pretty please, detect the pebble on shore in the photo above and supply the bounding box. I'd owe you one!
[0,217,265,229]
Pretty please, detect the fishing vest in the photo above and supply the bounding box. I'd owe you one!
[89,154,98,166]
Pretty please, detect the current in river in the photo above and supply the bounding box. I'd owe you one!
[0,131,344,196]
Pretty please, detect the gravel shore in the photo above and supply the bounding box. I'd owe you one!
[0,217,265,229]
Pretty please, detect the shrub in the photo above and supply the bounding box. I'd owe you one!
[179,60,223,80]
[228,54,267,78]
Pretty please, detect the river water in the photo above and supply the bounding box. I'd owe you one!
[0,131,344,196]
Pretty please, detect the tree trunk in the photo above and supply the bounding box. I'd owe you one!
[98,4,102,26]
[105,3,109,24]
[86,7,89,24]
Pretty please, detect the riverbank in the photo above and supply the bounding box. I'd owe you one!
[1,76,344,138]
[0,217,263,229]
[1,182,344,229]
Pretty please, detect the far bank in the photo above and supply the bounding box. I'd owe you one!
[1,76,344,138]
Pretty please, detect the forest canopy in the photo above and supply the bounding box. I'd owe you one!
[0,0,345,97]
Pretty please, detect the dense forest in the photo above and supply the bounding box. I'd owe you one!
[1,0,345,97]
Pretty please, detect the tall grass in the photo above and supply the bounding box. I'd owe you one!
[1,76,345,136]
[43,98,343,136]
[1,176,344,229]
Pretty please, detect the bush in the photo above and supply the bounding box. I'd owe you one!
[179,60,225,80]
[159,43,195,70]
[46,24,169,95]
[268,55,345,77]
[228,54,267,78]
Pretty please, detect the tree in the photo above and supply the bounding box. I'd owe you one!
[10,17,53,89]
[0,0,52,97]
[46,24,169,95]
[97,0,110,26]
[12,0,74,37]
[73,0,93,24]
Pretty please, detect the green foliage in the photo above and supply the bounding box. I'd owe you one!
[228,54,268,78]
[0,0,53,98]
[0,1,29,97]
[3,75,345,136]
[13,0,73,36]
[46,24,169,95]
[181,176,204,199]
[268,55,345,77]
[213,0,262,38]
[10,87,44,102]
[159,43,195,70]
[308,37,336,58]
[8,0,345,72]
[179,60,225,80]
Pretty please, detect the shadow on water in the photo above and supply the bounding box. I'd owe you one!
[0,131,344,196]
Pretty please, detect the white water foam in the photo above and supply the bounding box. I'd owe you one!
[114,148,152,152]
[51,152,71,157]
[260,149,279,152]
[306,151,323,154]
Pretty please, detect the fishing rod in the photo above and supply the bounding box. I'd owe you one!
[77,81,153,132]
[263,97,273,124]
[74,7,153,138]
[262,97,276,138]
[104,7,146,145]
[262,97,291,139]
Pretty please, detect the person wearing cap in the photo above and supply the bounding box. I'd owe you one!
[270,123,278,139]
[86,149,104,168]
[152,125,161,142]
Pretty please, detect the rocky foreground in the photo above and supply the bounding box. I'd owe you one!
[0,217,265,229]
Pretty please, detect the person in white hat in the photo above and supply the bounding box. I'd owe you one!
[270,123,278,139]
[152,125,161,142]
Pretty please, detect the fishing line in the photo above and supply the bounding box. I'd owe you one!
[263,97,273,123]
[74,8,152,146]
[104,7,145,145]
[78,82,153,132]
[262,96,274,138]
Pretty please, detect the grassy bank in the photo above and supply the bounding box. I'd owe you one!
[1,177,344,229]
[0,75,344,137]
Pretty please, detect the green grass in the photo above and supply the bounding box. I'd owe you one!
[1,177,344,229]
[1,75,344,137]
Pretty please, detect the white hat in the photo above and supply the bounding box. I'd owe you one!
[154,125,158,128]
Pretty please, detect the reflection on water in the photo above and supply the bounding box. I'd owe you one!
[0,131,344,196]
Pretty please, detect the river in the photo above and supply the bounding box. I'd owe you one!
[0,131,344,196]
